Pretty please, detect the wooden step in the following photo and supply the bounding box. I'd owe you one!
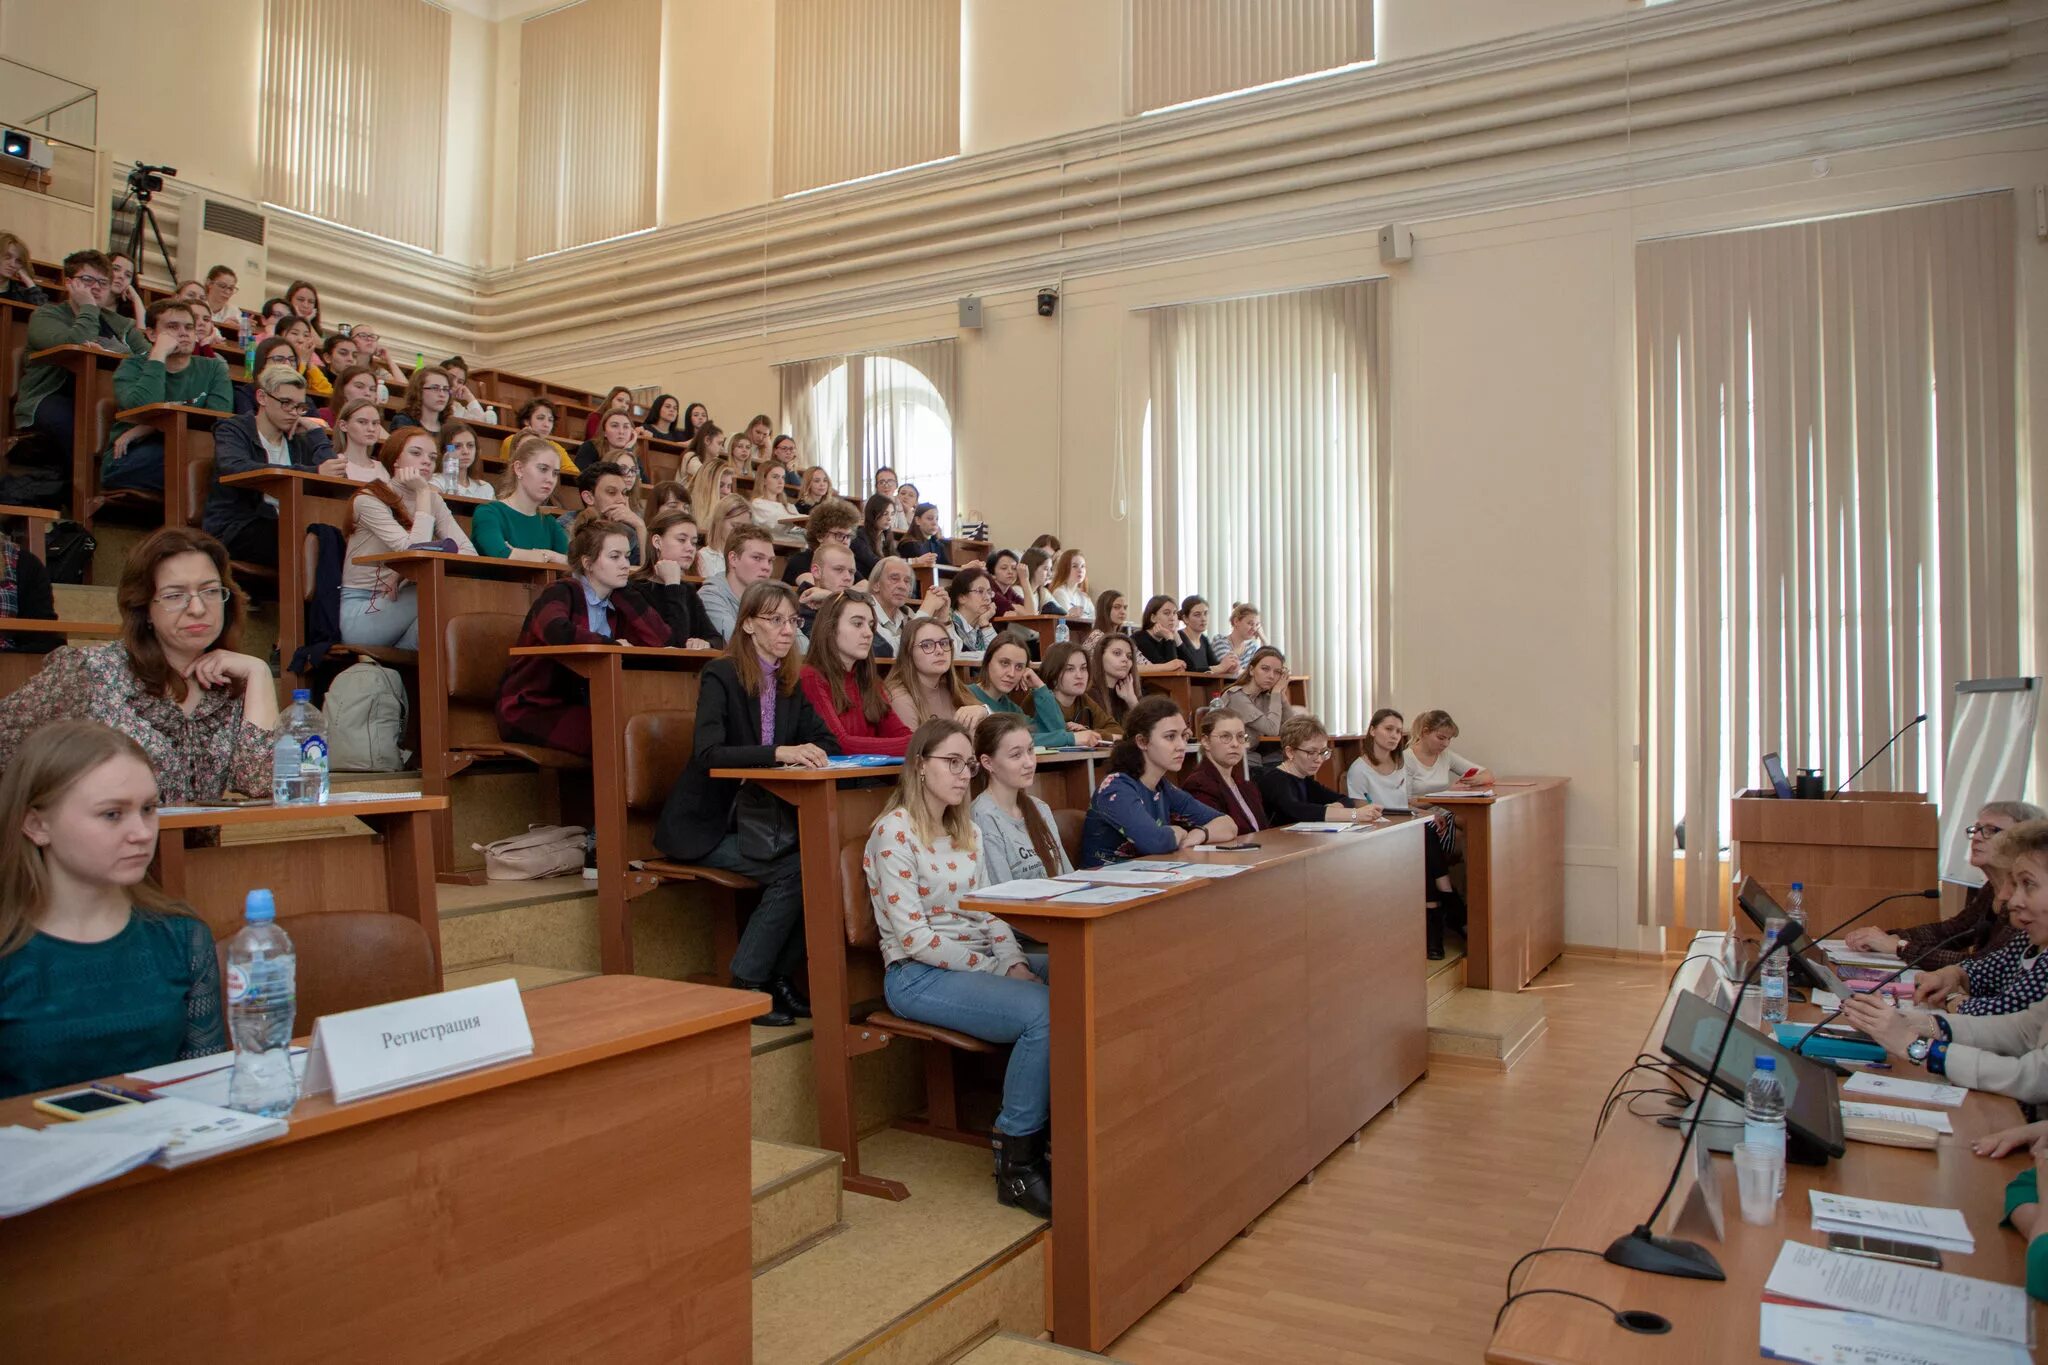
[953,1332,1125,1363]
[1427,986,1548,1072]
[752,1139,844,1272]
[439,960,594,992]
[1424,933,1468,1009]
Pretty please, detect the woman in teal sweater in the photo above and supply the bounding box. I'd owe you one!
[0,721,224,1099]
[968,635,1079,748]
[1973,1120,2048,1300]
[469,434,569,565]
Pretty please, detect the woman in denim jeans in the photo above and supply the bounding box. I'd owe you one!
[864,718,1052,1217]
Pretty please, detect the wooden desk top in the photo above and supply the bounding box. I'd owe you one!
[1486,945,2045,1363]
[220,467,364,495]
[0,975,765,1196]
[510,643,720,662]
[1415,776,1571,807]
[713,748,1099,784]
[27,342,130,363]
[158,794,449,828]
[356,549,560,577]
[115,402,226,424]
[0,617,117,635]
[0,504,59,522]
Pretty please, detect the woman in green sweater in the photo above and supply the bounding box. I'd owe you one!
[0,721,225,1099]
[969,635,1076,748]
[1973,1120,2048,1299]
[470,434,569,565]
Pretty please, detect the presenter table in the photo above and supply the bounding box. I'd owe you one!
[1486,939,2047,1363]
[1418,778,1568,990]
[0,975,763,1364]
[987,821,1431,1352]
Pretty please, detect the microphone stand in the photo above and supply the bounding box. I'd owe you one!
[1791,921,1979,1057]
[1830,714,1927,798]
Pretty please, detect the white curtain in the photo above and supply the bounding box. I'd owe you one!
[260,0,449,251]
[773,0,961,196]
[517,0,662,260]
[778,356,847,486]
[1145,280,1391,733]
[777,339,958,514]
[1129,0,1376,114]
[1636,193,2018,926]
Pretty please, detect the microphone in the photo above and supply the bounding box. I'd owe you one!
[1830,714,1928,798]
[1792,919,1977,1057]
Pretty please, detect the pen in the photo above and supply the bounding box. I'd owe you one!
[90,1082,159,1103]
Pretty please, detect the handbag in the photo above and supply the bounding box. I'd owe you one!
[735,784,798,861]
[473,824,588,880]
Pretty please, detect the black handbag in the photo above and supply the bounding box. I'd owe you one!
[735,782,798,861]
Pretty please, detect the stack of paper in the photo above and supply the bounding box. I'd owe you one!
[1760,1303,2030,1365]
[1056,867,1187,885]
[1285,822,1362,833]
[1819,938,1908,969]
[1840,1101,1954,1134]
[0,1125,164,1217]
[967,878,1075,902]
[1171,863,1250,879]
[47,1097,286,1169]
[1762,1242,2032,1355]
[1843,1073,1968,1107]
[1047,885,1153,906]
[1808,1191,1975,1253]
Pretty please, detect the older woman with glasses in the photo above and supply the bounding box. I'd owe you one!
[1845,802,2048,970]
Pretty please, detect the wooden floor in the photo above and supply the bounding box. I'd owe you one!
[1108,954,1671,1365]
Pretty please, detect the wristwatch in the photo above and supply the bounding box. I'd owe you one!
[1906,1038,1933,1065]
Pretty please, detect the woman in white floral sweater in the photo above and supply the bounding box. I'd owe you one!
[864,717,1052,1217]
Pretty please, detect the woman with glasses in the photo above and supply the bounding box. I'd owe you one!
[947,566,1000,660]
[885,617,989,731]
[389,365,454,439]
[654,581,839,1026]
[1254,714,1382,829]
[865,717,1054,1215]
[0,528,279,803]
[1179,709,1269,834]
[1845,802,2048,970]
[798,591,912,756]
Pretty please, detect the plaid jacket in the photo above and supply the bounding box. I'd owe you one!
[494,578,672,756]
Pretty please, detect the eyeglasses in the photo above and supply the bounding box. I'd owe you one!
[421,384,450,395]
[76,274,109,288]
[1967,823,2009,838]
[823,529,852,544]
[1293,746,1333,762]
[923,754,974,775]
[758,613,800,629]
[265,395,306,414]
[153,586,231,611]
[915,638,952,655]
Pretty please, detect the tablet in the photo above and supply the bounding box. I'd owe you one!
[1660,986,1845,1160]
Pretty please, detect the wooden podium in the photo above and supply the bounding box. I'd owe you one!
[1728,789,1940,939]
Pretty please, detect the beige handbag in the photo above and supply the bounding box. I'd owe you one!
[474,824,587,880]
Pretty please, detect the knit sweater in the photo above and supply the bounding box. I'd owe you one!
[864,807,1025,974]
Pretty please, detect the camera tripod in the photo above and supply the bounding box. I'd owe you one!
[114,164,176,284]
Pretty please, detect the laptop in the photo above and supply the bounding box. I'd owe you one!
[1735,876,1852,1000]
[1761,751,1795,799]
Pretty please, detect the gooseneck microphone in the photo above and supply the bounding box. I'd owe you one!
[1792,914,1973,1059]
[1830,714,1928,798]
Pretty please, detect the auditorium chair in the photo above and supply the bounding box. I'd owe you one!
[442,611,587,772]
[620,707,761,977]
[1053,808,1085,868]
[215,910,438,1022]
[84,394,163,523]
[183,450,277,593]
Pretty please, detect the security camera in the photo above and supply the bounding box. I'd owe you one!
[1036,288,1058,317]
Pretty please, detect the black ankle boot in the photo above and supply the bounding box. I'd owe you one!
[1425,904,1446,961]
[1438,888,1468,938]
[732,975,795,1027]
[767,975,812,1020]
[991,1129,1052,1217]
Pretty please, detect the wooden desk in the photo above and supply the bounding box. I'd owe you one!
[106,401,224,528]
[1486,941,2047,1363]
[356,551,562,876]
[1418,778,1568,990]
[0,502,57,558]
[0,974,763,1364]
[222,466,371,675]
[27,342,129,523]
[155,794,449,974]
[509,643,718,973]
[987,821,1431,1351]
[994,614,1066,654]
[712,753,1100,1200]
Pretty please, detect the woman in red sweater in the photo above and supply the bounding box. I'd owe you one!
[797,590,913,756]
[1178,707,1268,833]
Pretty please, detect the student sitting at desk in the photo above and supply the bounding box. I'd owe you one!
[0,721,227,1099]
[798,591,912,757]
[1178,596,1237,675]
[511,397,578,479]
[1215,647,1298,740]
[870,557,947,660]
[470,434,569,566]
[574,461,647,565]
[1971,1120,2048,1300]
[1347,707,1462,951]
[1086,632,1145,731]
[494,518,673,758]
[1046,550,1090,622]
[576,409,644,493]
[655,581,839,1027]
[317,363,384,426]
[330,398,392,482]
[1405,709,1495,792]
[947,567,1001,660]
[1847,801,2045,969]
[886,616,989,732]
[0,529,279,801]
[437,421,497,500]
[203,367,346,568]
[969,635,1083,748]
[865,717,1052,1216]
[972,712,1076,883]
[101,297,234,495]
[702,526,782,642]
[1042,641,1119,740]
[985,549,1026,619]
[1094,589,1130,636]
[1080,696,1234,867]
[341,430,476,651]
[896,503,951,564]
[13,250,147,453]
[782,498,861,589]
[1131,595,1198,672]
[387,365,453,441]
[1255,714,1383,829]
[1178,708,1268,835]
[616,509,717,648]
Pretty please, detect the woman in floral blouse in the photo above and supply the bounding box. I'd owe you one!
[0,528,278,801]
[864,717,1052,1218]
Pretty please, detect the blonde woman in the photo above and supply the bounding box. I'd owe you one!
[796,465,836,515]
[331,397,391,483]
[698,493,755,580]
[689,456,737,528]
[1047,549,1091,621]
[885,616,990,731]
[471,434,569,565]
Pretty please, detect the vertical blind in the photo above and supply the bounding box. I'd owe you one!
[260,0,450,251]
[1129,0,1376,114]
[1635,193,2018,926]
[774,0,961,197]
[778,340,959,519]
[517,0,662,260]
[1145,280,1391,733]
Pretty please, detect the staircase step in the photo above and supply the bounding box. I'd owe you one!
[440,961,595,992]
[955,1333,1125,1364]
[51,582,118,623]
[752,1139,844,1271]
[752,1130,1046,1365]
[1424,934,1467,1008]
[1427,986,1547,1072]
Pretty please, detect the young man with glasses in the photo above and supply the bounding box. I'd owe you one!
[780,496,861,588]
[203,367,345,566]
[102,299,234,494]
[12,250,149,453]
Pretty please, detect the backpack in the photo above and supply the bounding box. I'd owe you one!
[41,520,96,584]
[323,658,411,771]
[473,824,587,881]
[0,458,68,511]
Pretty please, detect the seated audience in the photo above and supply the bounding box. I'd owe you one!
[275,316,330,397]
[655,581,837,1025]
[513,396,578,477]
[341,431,477,650]
[437,421,497,499]
[1087,632,1146,730]
[886,616,989,731]
[700,494,755,579]
[584,385,635,440]
[0,533,58,654]
[701,525,781,640]
[314,332,358,393]
[101,298,234,493]
[0,721,227,1099]
[870,556,946,659]
[1972,1121,2048,1300]
[617,509,718,648]
[645,479,689,519]
[794,542,859,632]
[438,356,498,424]
[763,434,802,491]
[1405,710,1495,792]
[681,423,726,480]
[14,250,147,450]
[1095,589,1133,636]
[972,712,1077,883]
[1042,640,1118,739]
[795,466,835,515]
[742,414,775,463]
[254,296,293,340]
[690,457,737,529]
[574,460,647,563]
[852,494,895,577]
[782,497,860,587]
[1018,547,1057,615]
[1179,596,1237,674]
[947,566,1000,658]
[202,264,238,323]
[0,528,279,797]
[643,394,684,442]
[1908,867,2046,1017]
[1132,595,1197,671]
[1047,549,1091,621]
[285,279,324,333]
[897,503,952,563]
[106,253,147,327]
[1847,801,2046,968]
[0,231,47,303]
[204,368,345,566]
[986,550,1027,618]
[389,365,454,439]
[874,467,910,533]
[969,636,1075,747]
[1081,696,1233,866]
[1346,707,1462,957]
[1179,709,1268,834]
[798,591,912,756]
[1256,714,1382,827]
[1218,602,1266,671]
[750,467,798,528]
[1216,647,1299,739]
[495,519,671,757]
[678,400,710,442]
[895,482,923,537]
[1029,533,1062,555]
[471,435,569,565]
[865,717,1052,1214]
[577,407,645,490]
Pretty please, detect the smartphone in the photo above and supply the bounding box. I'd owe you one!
[1825,1232,1942,1269]
[1214,841,1262,852]
[33,1088,145,1121]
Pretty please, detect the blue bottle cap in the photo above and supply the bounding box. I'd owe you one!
[292,689,311,703]
[1791,881,1803,892]
[1754,1055,1776,1071]
[245,889,276,922]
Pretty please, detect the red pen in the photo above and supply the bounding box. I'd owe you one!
[1463,768,1480,779]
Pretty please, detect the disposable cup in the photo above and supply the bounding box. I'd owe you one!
[1732,1142,1782,1225]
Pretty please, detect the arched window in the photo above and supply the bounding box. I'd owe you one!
[780,340,958,519]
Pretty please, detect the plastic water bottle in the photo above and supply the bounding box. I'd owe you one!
[1786,882,1807,937]
[1743,1054,1788,1197]
[440,448,461,495]
[272,689,329,805]
[226,890,299,1118]
[1759,916,1790,1025]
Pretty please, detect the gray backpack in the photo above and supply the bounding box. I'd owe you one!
[325,658,412,771]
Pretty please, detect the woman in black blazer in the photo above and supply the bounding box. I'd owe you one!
[654,580,840,1024]
[1132,595,1202,671]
